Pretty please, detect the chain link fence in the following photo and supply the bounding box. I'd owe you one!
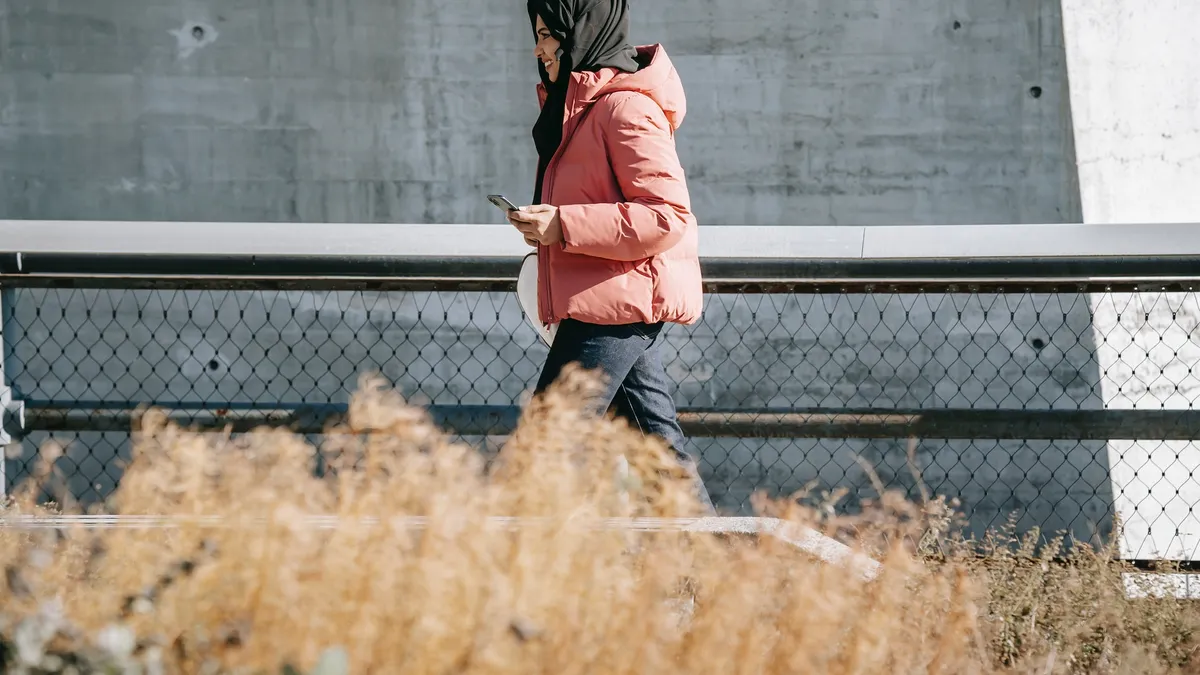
[5,277,1200,559]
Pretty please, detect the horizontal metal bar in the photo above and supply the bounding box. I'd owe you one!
[0,513,758,532]
[0,253,527,281]
[7,274,1197,294]
[0,274,523,293]
[10,254,1200,280]
[5,221,1200,261]
[0,513,774,535]
[698,257,1200,284]
[2,221,1200,290]
[702,279,1200,294]
[16,403,1200,440]
[0,222,533,259]
[860,223,1200,260]
[4,257,1200,293]
[18,403,514,436]
[0,513,881,580]
[4,275,1197,294]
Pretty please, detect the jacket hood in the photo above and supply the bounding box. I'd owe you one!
[539,44,688,131]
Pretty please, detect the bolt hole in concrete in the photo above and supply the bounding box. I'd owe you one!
[171,22,217,58]
[207,360,221,372]
[953,20,961,29]
[1030,337,1047,351]
[1029,86,1043,99]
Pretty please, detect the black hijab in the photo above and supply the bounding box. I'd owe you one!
[528,0,640,203]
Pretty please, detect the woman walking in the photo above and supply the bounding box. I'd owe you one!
[508,0,715,512]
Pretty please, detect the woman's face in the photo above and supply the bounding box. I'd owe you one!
[533,15,562,83]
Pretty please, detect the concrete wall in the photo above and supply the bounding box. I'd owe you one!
[0,0,1078,225]
[1061,0,1200,559]
[0,0,1090,542]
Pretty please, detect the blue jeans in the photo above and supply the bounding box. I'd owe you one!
[535,318,716,513]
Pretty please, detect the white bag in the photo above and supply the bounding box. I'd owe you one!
[517,252,557,347]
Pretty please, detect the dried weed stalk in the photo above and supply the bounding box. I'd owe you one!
[0,365,1196,674]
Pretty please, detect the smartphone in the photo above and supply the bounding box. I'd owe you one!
[487,194,519,213]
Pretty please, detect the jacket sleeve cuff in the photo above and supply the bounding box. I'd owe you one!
[558,204,598,255]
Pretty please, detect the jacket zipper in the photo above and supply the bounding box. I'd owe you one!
[539,80,587,326]
[538,81,616,325]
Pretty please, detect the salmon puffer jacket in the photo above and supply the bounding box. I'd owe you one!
[535,44,702,327]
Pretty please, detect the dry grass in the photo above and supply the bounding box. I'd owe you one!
[0,365,1198,674]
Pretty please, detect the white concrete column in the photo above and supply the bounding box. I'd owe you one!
[1062,0,1200,559]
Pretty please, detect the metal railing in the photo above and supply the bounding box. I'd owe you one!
[4,220,1200,561]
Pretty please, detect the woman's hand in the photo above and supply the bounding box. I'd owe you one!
[508,204,563,246]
